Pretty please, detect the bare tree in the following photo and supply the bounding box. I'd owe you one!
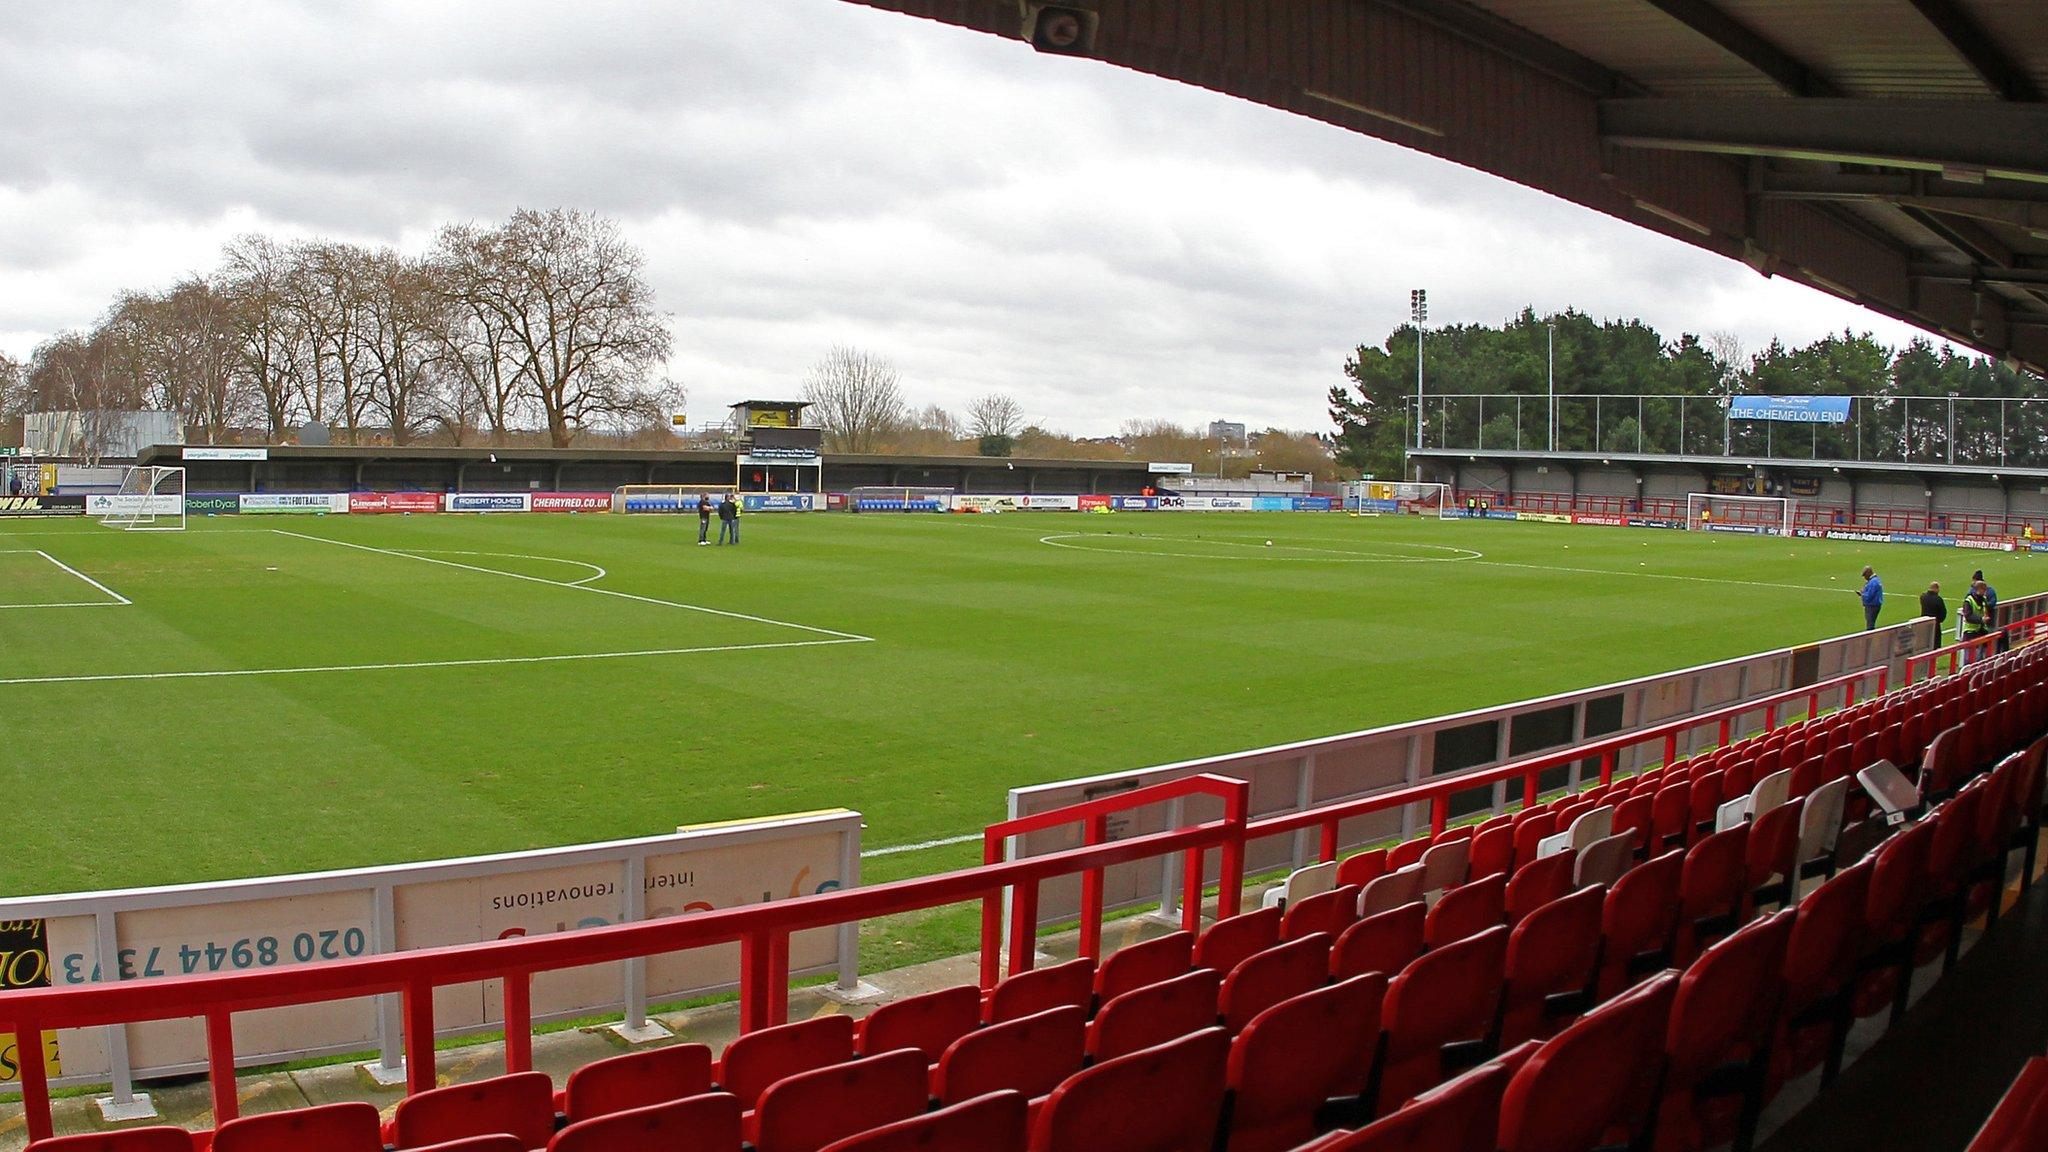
[105,280,248,442]
[436,209,672,447]
[967,393,1024,438]
[0,351,25,419]
[357,250,448,445]
[219,235,311,438]
[287,241,380,441]
[1705,330,1746,397]
[802,345,904,454]
[28,329,135,463]
[435,281,528,444]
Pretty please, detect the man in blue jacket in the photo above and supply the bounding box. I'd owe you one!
[1859,566,1883,631]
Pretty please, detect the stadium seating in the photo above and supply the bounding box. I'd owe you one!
[1221,973,1386,1151]
[1968,1057,2048,1152]
[754,1049,931,1152]
[386,1071,555,1151]
[817,1091,1029,1152]
[1496,885,1604,1047]
[1030,1028,1231,1152]
[1088,968,1221,1062]
[1330,901,1425,982]
[1371,924,1510,1112]
[549,1093,741,1152]
[935,1005,1085,1110]
[719,1014,858,1138]
[1655,911,1795,1152]
[984,958,1093,1024]
[1423,874,1505,948]
[553,1043,714,1124]
[213,1101,381,1152]
[1598,847,1683,997]
[1497,972,1679,1152]
[1299,1041,1537,1152]
[1280,885,1359,941]
[1195,906,1281,974]
[1093,931,1194,1004]
[1220,933,1331,1035]
[857,986,981,1067]
[23,1132,196,1152]
[414,1138,527,1152]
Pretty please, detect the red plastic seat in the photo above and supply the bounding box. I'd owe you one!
[755,1049,931,1152]
[817,1090,1029,1152]
[1030,1027,1231,1152]
[1498,971,1679,1152]
[1386,836,1428,871]
[1372,925,1509,1113]
[1675,823,1750,964]
[413,1139,526,1152]
[1220,933,1331,1035]
[936,1005,1086,1108]
[25,1131,195,1152]
[985,958,1092,1024]
[1195,908,1281,976]
[1655,911,1795,1152]
[1094,931,1195,1004]
[1282,886,1360,941]
[1222,973,1387,1152]
[1296,1041,1537,1152]
[1963,1058,2048,1152]
[548,1092,741,1152]
[1335,849,1387,889]
[555,1043,714,1124]
[1687,771,1725,838]
[1511,813,1557,869]
[1651,783,1693,851]
[1599,848,1683,998]
[215,1102,381,1152]
[1745,798,1805,910]
[858,986,982,1066]
[719,1014,857,1116]
[1330,902,1425,981]
[1496,884,1605,1047]
[1088,968,1221,1062]
[388,1071,556,1151]
[1469,823,1515,880]
[1505,852,1574,924]
[1612,793,1654,853]
[1424,874,1505,949]
[1852,819,1936,1026]
[1770,862,1873,1090]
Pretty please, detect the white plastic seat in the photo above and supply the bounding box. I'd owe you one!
[1749,768,1792,819]
[1358,863,1426,916]
[1260,859,1338,911]
[1419,840,1471,896]
[1790,776,1852,899]
[1573,832,1636,890]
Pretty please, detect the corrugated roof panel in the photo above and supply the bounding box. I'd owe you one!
[1719,0,1994,98]
[1951,0,2048,96]
[1473,0,1779,95]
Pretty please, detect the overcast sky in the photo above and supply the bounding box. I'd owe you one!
[0,0,1951,435]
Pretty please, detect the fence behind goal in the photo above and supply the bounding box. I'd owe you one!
[1687,492,1793,535]
[847,486,953,512]
[612,484,739,513]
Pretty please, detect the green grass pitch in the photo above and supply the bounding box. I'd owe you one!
[2,510,2029,899]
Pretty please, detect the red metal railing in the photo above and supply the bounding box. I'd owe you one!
[978,774,1248,987]
[1468,489,2039,538]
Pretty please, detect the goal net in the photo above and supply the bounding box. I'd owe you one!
[613,484,740,514]
[100,466,186,531]
[1347,481,1454,518]
[1687,493,1793,536]
[848,486,954,512]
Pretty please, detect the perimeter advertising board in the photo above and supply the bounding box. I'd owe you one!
[532,492,614,512]
[739,493,816,512]
[0,920,58,1084]
[241,493,348,515]
[350,492,442,514]
[83,495,184,516]
[0,496,85,518]
[446,493,531,513]
[5,810,861,1087]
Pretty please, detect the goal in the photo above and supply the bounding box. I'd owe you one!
[101,466,186,531]
[1687,492,1793,536]
[847,486,954,512]
[1347,481,1454,518]
[613,484,739,514]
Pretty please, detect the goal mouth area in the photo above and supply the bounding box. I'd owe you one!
[1686,493,1794,536]
[100,466,187,532]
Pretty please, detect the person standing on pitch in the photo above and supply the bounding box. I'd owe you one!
[717,493,740,545]
[696,493,713,546]
[1859,566,1883,631]
[1919,581,1947,630]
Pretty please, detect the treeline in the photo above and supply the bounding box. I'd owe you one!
[1331,308,2041,479]
[1,208,680,453]
[799,346,1332,474]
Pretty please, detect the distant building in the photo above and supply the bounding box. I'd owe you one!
[1208,420,1247,445]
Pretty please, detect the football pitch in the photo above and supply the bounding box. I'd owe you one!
[3,511,2030,901]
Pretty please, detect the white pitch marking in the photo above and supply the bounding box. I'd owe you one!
[1471,559,1851,596]
[273,530,873,642]
[403,549,609,586]
[861,832,984,858]
[0,637,869,687]
[0,550,131,608]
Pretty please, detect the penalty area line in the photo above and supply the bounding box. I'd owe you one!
[272,529,873,642]
[0,638,870,687]
[861,832,984,858]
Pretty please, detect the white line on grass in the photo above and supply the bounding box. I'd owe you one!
[1472,559,1851,595]
[861,832,984,858]
[0,550,131,608]
[273,530,874,642]
[0,638,868,687]
[1038,533,1480,563]
[404,549,608,585]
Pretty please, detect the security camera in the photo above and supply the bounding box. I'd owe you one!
[1020,2,1097,55]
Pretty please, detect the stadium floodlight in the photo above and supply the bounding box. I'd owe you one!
[100,465,185,532]
[1410,289,1428,454]
[1686,492,1793,537]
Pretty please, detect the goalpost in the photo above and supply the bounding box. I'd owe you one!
[1686,492,1794,536]
[612,484,740,513]
[101,466,186,531]
[1346,481,1455,519]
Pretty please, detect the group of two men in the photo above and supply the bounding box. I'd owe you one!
[695,493,741,546]
[1860,565,1998,642]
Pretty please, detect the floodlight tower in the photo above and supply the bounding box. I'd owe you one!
[1411,289,1428,452]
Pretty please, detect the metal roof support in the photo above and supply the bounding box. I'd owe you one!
[1599,98,2048,181]
[1903,0,2043,102]
[1636,0,1837,96]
